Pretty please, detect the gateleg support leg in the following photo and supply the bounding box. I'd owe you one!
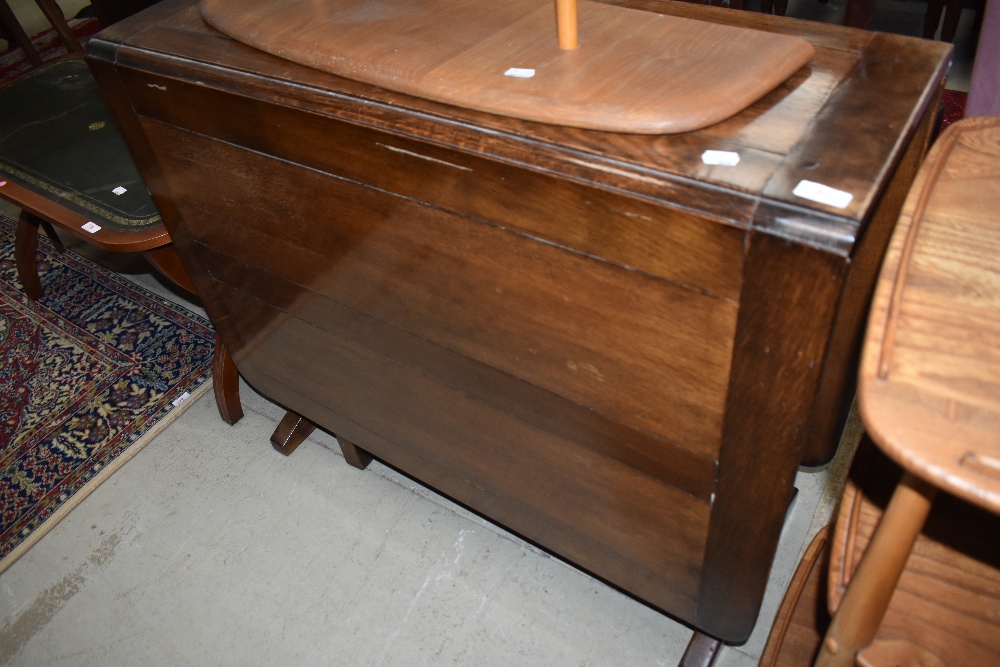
[680,631,722,667]
[213,334,243,425]
[39,219,65,253]
[814,471,936,667]
[271,410,316,456]
[336,435,373,470]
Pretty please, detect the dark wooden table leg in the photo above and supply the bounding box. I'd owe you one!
[39,219,65,253]
[14,210,44,301]
[680,631,722,667]
[337,435,373,470]
[939,0,965,43]
[271,410,316,456]
[213,334,243,425]
[842,0,874,29]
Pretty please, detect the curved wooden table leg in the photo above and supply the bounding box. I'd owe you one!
[143,243,197,295]
[337,435,373,470]
[271,410,316,456]
[15,210,43,301]
[39,219,65,253]
[814,471,937,667]
[213,334,243,425]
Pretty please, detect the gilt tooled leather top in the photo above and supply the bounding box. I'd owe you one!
[0,58,159,231]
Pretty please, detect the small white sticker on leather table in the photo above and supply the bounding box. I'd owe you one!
[504,68,535,78]
[112,186,127,195]
[82,221,101,233]
[793,180,853,209]
[702,150,740,166]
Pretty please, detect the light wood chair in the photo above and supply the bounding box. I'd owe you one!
[814,115,1000,666]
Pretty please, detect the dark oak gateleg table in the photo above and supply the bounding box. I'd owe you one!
[83,0,951,655]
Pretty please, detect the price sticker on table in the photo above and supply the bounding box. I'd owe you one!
[793,180,853,209]
[504,68,535,79]
[701,150,740,166]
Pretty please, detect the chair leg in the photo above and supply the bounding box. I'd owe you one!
[813,472,937,667]
[924,0,946,38]
[0,0,43,66]
[15,210,44,301]
[843,0,875,29]
[32,0,83,54]
[213,334,244,425]
[939,0,965,42]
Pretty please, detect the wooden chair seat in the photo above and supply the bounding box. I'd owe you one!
[812,115,1000,666]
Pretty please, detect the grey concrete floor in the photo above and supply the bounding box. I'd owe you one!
[0,202,859,666]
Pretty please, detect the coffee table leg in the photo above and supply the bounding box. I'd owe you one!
[679,631,721,667]
[213,335,244,425]
[39,219,65,253]
[15,210,43,300]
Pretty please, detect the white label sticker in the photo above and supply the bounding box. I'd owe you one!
[793,180,853,209]
[701,150,740,167]
[171,391,191,407]
[82,221,102,233]
[112,186,127,195]
[504,68,536,79]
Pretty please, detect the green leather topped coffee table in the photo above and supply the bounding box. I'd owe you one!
[0,55,244,427]
[0,58,159,234]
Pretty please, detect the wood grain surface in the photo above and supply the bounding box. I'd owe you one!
[859,116,1000,514]
[199,0,814,133]
[85,0,951,643]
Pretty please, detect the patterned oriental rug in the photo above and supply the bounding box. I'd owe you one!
[0,214,215,573]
